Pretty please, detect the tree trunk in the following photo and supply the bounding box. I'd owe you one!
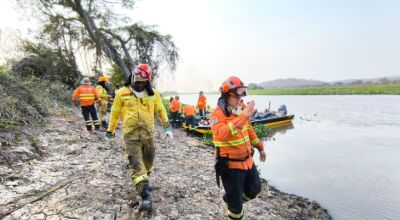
[70,0,131,79]
[99,28,135,67]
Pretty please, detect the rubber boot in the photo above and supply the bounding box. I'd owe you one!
[138,184,152,212]
[94,125,100,131]
[101,121,108,128]
[86,125,92,132]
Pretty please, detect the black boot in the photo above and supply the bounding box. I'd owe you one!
[138,184,152,212]
[94,125,100,131]
[86,125,92,132]
[101,121,108,128]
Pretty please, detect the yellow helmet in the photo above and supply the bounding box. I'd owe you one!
[98,76,109,83]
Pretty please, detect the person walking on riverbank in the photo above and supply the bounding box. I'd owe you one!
[105,64,173,212]
[96,76,110,128]
[72,77,101,131]
[210,76,267,220]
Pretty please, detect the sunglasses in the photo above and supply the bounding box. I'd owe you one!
[132,67,151,79]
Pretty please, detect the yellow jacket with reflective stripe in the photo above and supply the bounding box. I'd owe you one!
[96,85,109,102]
[210,106,264,170]
[107,86,169,140]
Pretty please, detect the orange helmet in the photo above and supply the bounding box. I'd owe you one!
[219,76,248,97]
[132,63,152,80]
[98,76,109,83]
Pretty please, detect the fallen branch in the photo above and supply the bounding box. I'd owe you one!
[0,174,84,218]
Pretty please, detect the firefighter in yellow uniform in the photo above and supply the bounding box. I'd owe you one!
[106,64,173,212]
[96,76,110,128]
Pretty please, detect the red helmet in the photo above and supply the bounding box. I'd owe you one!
[132,63,152,80]
[219,76,248,97]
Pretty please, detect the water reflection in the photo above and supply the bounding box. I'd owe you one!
[179,94,400,220]
[267,123,295,138]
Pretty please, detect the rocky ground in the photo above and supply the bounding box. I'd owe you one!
[0,109,331,220]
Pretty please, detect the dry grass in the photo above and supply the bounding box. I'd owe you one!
[0,71,71,129]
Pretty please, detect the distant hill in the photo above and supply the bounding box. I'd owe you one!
[258,78,329,89]
[257,76,400,89]
[331,76,400,85]
[161,91,179,96]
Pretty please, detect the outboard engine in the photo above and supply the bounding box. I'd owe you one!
[277,104,287,116]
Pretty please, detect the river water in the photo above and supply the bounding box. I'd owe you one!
[178,94,400,220]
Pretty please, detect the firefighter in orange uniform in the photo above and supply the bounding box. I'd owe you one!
[210,76,267,220]
[72,77,101,131]
[183,104,196,134]
[197,91,207,120]
[170,96,181,127]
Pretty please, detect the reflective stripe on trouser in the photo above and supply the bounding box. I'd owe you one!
[123,134,155,194]
[227,209,244,220]
[185,116,195,130]
[97,100,108,122]
[220,164,261,220]
[81,105,99,128]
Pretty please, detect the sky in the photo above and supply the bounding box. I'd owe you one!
[1,0,400,92]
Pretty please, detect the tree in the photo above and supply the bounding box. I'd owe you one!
[15,0,178,81]
[248,83,260,90]
[109,64,125,88]
[379,77,390,84]
[11,40,80,87]
[350,80,363,85]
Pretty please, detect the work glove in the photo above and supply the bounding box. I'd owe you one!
[164,126,173,140]
[106,131,115,139]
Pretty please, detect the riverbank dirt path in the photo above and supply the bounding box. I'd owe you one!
[0,110,330,219]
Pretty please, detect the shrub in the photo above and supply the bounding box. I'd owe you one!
[0,70,71,129]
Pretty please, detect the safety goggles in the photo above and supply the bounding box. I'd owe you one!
[132,66,151,79]
[229,86,248,97]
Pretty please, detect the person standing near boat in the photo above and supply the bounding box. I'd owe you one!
[170,96,181,127]
[197,91,207,120]
[183,104,196,135]
[210,76,267,220]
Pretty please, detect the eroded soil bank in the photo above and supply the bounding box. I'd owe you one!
[0,110,330,219]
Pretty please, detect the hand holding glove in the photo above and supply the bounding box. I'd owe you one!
[164,126,173,141]
[259,149,267,162]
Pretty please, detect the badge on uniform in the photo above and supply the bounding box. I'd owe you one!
[211,118,217,125]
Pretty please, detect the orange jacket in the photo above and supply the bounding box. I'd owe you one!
[240,102,247,110]
[197,95,207,109]
[183,105,196,117]
[72,85,99,106]
[171,100,181,113]
[210,107,264,170]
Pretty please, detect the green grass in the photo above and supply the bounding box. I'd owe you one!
[248,83,400,95]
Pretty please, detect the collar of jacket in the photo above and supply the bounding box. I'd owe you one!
[129,86,149,98]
